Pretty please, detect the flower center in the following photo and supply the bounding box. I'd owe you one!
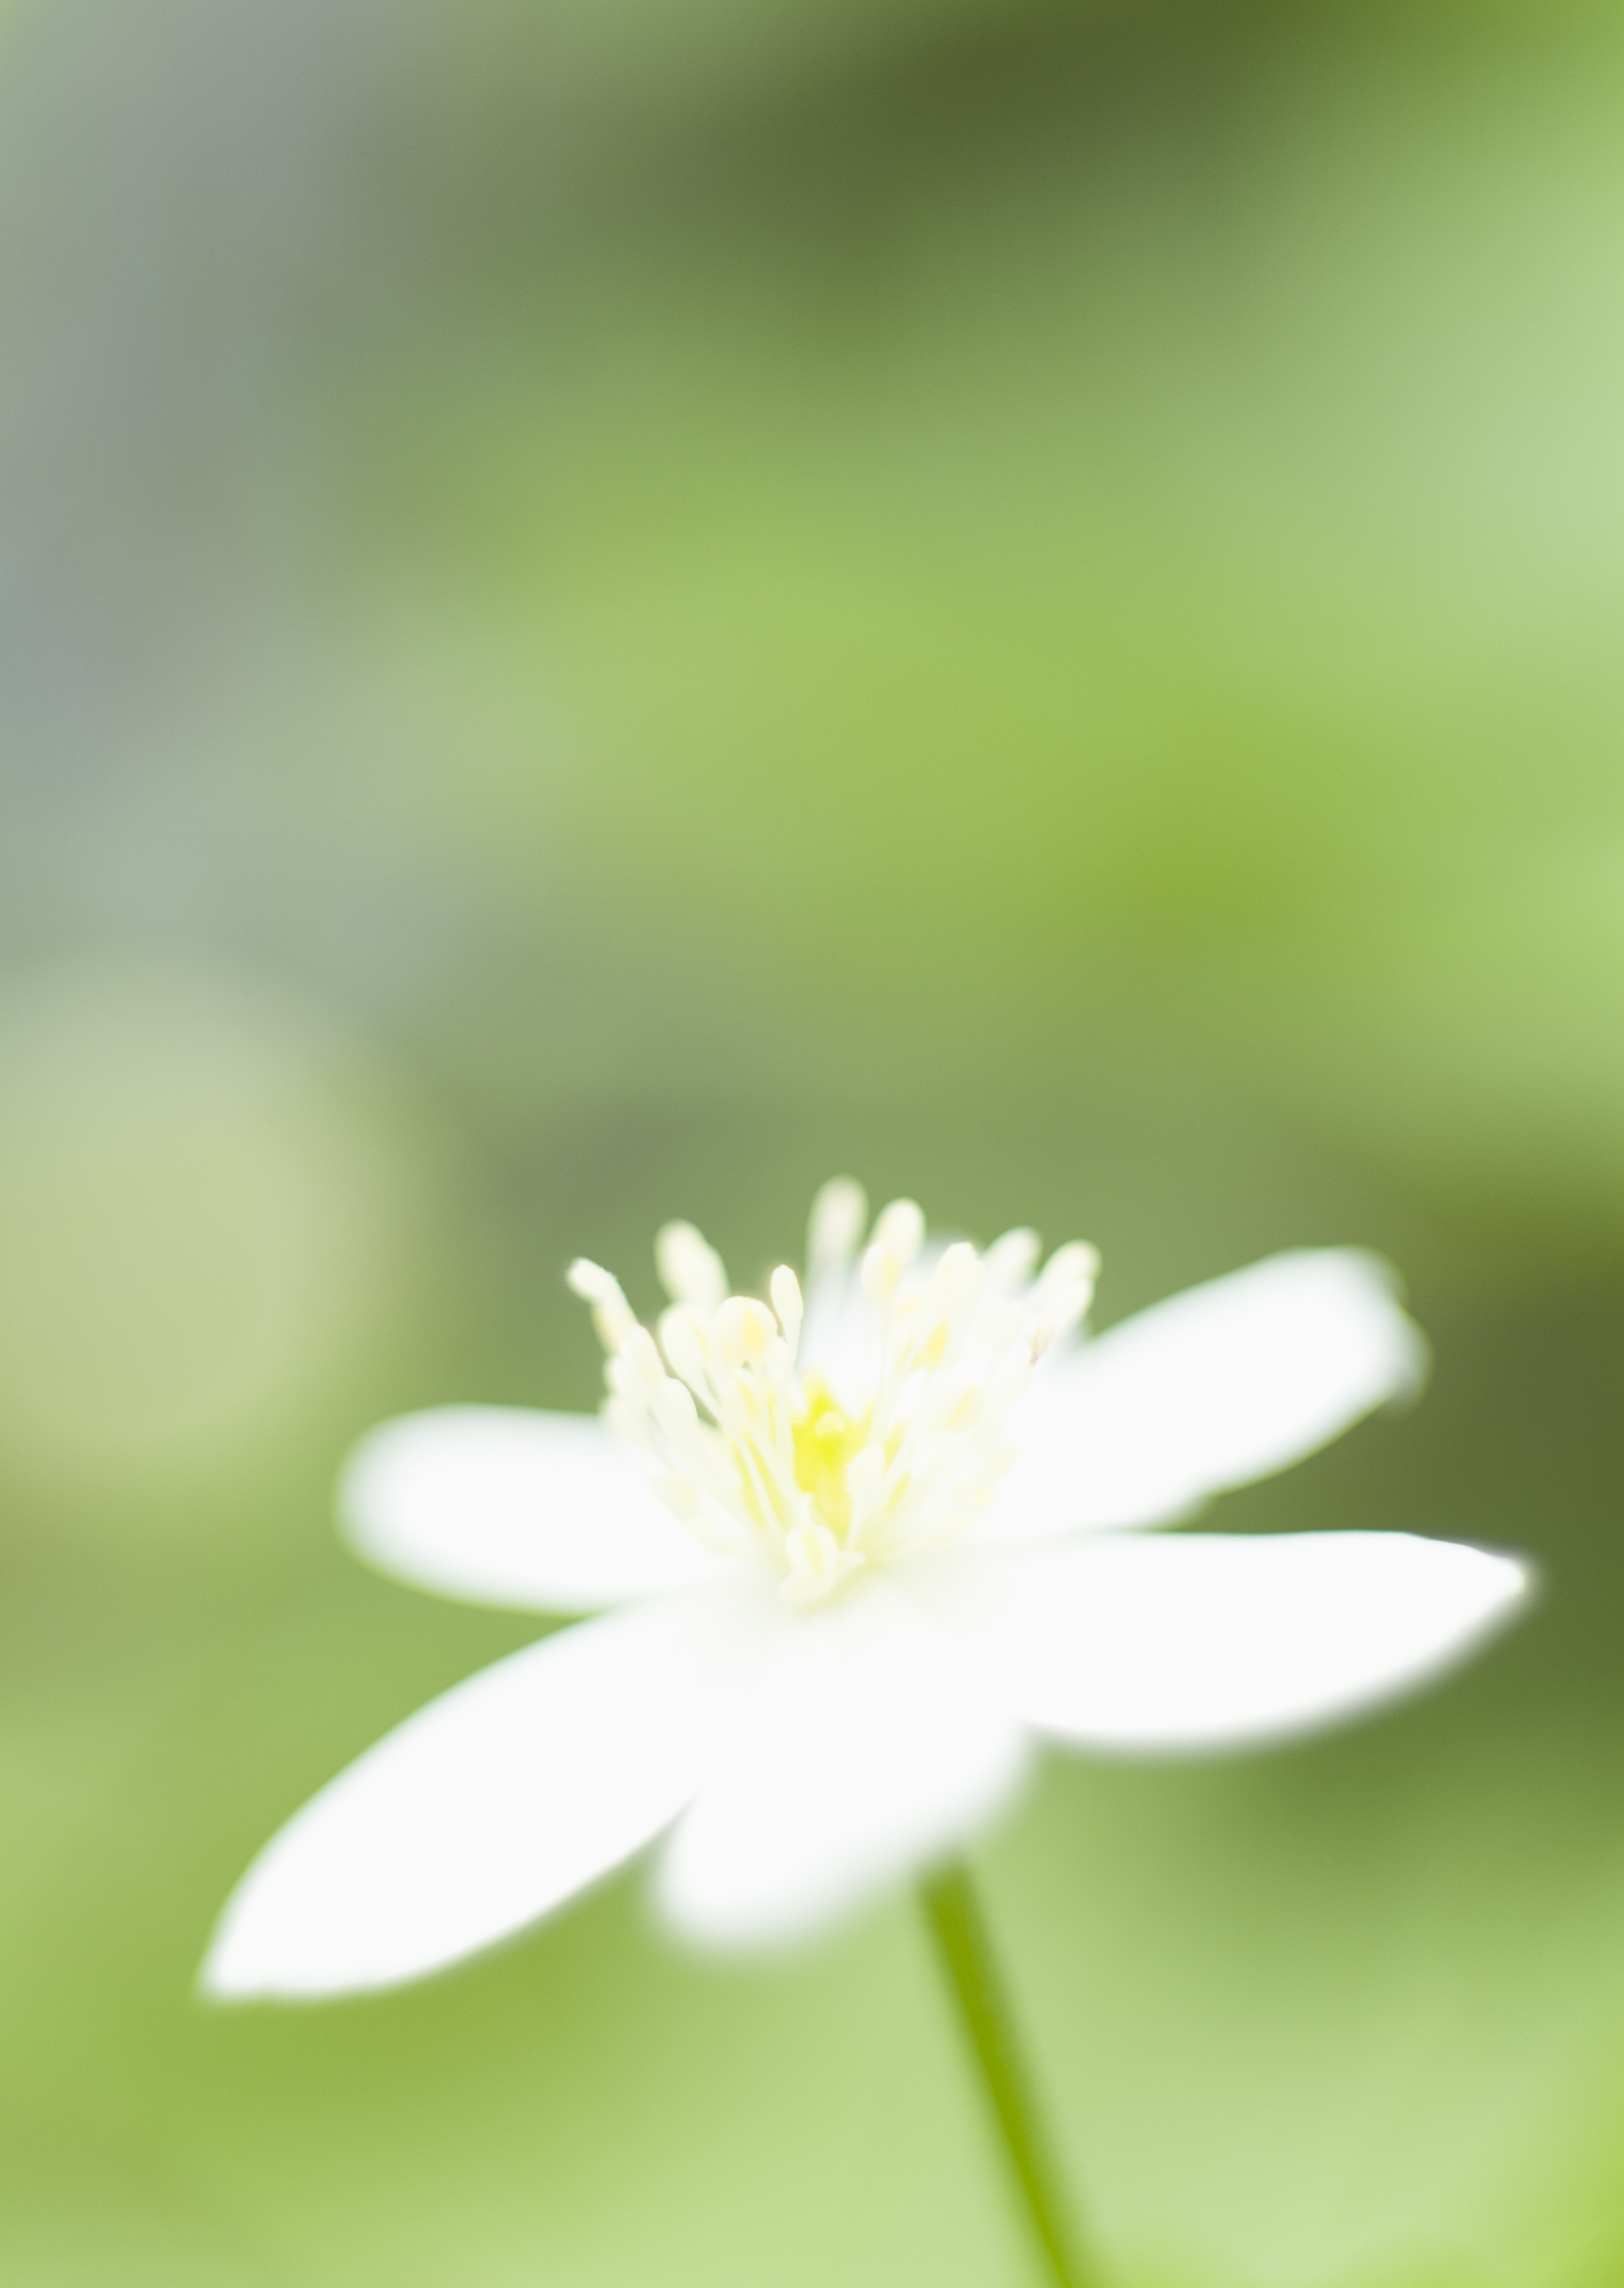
[568,1182,1097,1605]
[790,1377,873,1540]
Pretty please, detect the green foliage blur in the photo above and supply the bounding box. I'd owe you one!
[3,1,1624,2281]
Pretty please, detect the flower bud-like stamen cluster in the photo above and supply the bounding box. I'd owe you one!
[568,1181,1098,1605]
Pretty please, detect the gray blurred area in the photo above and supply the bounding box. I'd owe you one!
[0,0,474,1013]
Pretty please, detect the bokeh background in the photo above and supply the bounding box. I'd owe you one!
[3,0,1624,2281]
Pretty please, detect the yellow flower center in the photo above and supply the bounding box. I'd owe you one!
[790,1375,873,1540]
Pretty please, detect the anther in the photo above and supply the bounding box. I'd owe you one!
[717,1296,776,1369]
[1039,1241,1101,1293]
[861,1241,901,1305]
[770,1264,803,1356]
[807,1177,869,1273]
[931,1240,980,1297]
[984,1228,1042,1289]
[872,1198,925,1270]
[566,1257,637,1353]
[655,1221,728,1311]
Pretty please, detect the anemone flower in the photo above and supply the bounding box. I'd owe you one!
[202,1180,1529,2283]
[206,1175,1526,1989]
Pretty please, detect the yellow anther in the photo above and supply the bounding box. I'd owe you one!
[792,1375,872,1539]
[717,1296,776,1368]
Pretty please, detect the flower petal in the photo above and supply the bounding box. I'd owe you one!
[929,1532,1530,1752]
[340,1406,727,1613]
[656,1576,1027,1951]
[991,1249,1427,1539]
[201,1585,766,1999]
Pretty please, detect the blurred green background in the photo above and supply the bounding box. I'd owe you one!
[3,0,1624,2281]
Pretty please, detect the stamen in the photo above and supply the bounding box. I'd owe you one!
[656,1306,713,1404]
[717,1297,776,1370]
[983,1228,1042,1290]
[861,1241,902,1306]
[807,1177,868,1274]
[620,1325,666,1391]
[1035,1240,1100,1312]
[655,1221,729,1311]
[578,1183,1104,1600]
[651,1375,700,1441]
[566,1258,637,1353]
[872,1198,925,1270]
[769,1265,803,1359]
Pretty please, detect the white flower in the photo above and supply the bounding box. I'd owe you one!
[202,1180,1529,1999]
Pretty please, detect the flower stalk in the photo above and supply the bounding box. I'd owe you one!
[922,1860,1101,2288]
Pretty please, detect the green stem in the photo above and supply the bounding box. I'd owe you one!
[920,1860,1103,2288]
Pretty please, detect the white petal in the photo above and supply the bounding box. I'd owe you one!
[929,1532,1530,1752]
[202,1585,766,1999]
[992,1250,1427,1539]
[657,1574,1027,1951]
[340,1407,727,1613]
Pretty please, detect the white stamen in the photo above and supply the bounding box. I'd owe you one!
[717,1296,776,1370]
[566,1258,637,1353]
[872,1198,925,1270]
[984,1228,1042,1290]
[652,1376,701,1442]
[769,1265,803,1359]
[657,1306,712,1401]
[1036,1240,1100,1306]
[861,1242,902,1306]
[807,1177,868,1273]
[655,1221,729,1311]
[573,1182,1103,1603]
[620,1325,667,1392]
